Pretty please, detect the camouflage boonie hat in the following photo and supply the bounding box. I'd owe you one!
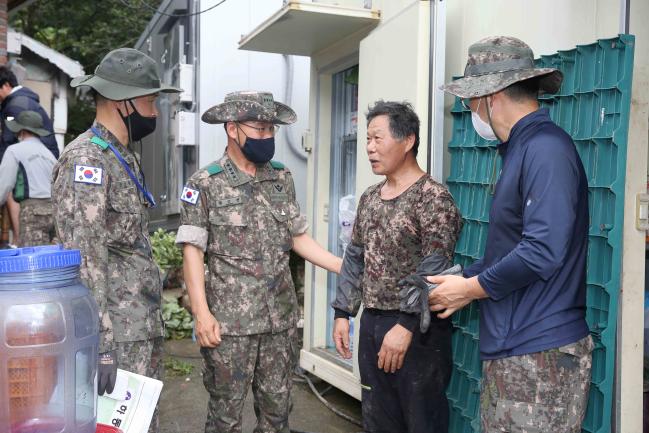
[6,110,50,137]
[201,91,297,125]
[441,36,563,99]
[70,48,181,100]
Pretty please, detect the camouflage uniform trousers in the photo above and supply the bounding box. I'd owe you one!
[201,326,299,433]
[481,335,594,433]
[17,198,56,247]
[115,337,164,433]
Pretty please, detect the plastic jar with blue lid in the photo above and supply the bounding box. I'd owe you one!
[0,245,99,433]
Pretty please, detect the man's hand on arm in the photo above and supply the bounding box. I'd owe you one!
[182,243,221,348]
[377,324,413,373]
[427,275,487,319]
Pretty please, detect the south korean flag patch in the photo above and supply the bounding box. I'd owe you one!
[180,186,200,205]
[74,164,103,185]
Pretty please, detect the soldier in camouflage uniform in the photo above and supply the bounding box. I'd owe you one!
[0,110,56,246]
[52,48,181,433]
[175,90,342,433]
[332,101,462,433]
[432,36,593,433]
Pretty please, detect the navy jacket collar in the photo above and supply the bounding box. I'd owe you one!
[497,108,551,155]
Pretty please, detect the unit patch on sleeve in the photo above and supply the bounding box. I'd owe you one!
[180,186,200,205]
[74,164,103,185]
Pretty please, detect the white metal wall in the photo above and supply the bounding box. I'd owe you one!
[356,0,431,195]
[443,0,624,179]
[198,0,311,209]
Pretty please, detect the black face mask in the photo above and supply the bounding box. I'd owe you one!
[119,99,157,142]
[237,125,275,164]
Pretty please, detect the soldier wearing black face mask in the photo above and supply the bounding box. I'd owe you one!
[176,91,343,433]
[51,48,181,433]
[118,99,158,142]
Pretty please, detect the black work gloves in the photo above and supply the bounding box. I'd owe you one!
[398,264,463,333]
[97,350,118,395]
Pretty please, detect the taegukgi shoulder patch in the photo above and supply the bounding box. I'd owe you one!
[180,185,200,204]
[74,164,103,185]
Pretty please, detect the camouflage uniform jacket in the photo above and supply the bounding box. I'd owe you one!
[51,121,163,353]
[176,153,308,336]
[347,175,462,311]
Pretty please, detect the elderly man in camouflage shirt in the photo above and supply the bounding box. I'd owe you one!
[332,101,462,433]
[176,90,342,433]
[52,48,181,432]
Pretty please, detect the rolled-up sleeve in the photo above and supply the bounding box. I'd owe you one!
[176,225,208,251]
[176,179,209,251]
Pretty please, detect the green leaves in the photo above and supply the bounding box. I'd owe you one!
[151,228,183,272]
[163,357,194,376]
[162,296,194,340]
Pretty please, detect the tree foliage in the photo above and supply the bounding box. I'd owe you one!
[10,0,163,141]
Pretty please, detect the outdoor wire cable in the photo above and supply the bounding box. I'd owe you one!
[118,0,227,17]
[294,371,363,428]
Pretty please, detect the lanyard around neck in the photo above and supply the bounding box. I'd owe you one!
[90,126,156,207]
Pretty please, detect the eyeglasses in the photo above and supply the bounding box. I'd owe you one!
[238,123,280,135]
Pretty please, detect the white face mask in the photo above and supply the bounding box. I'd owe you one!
[471,98,497,141]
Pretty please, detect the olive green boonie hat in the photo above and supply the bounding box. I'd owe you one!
[202,91,297,125]
[441,36,563,99]
[6,110,51,137]
[70,48,181,100]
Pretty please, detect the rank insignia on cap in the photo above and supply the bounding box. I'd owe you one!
[180,186,200,205]
[74,164,103,185]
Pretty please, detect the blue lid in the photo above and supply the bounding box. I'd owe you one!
[0,245,81,273]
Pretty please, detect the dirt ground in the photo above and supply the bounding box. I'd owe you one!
[160,338,363,433]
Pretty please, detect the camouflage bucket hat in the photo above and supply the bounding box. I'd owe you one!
[441,36,563,99]
[6,110,50,137]
[201,91,297,125]
[70,48,181,100]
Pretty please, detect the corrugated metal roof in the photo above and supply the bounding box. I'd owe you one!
[8,29,84,78]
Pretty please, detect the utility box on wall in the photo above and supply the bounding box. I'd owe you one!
[177,63,194,103]
[173,111,196,146]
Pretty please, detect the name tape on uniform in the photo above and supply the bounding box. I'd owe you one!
[180,186,200,205]
[74,164,103,185]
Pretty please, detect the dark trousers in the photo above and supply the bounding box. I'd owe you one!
[358,308,452,433]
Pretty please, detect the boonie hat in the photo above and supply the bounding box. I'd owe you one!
[70,48,181,100]
[6,110,51,137]
[202,90,297,125]
[441,36,563,99]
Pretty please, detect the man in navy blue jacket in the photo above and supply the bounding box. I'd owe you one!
[433,36,593,433]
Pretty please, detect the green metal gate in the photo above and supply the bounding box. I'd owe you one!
[445,34,635,433]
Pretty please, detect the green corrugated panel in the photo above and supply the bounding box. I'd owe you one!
[446,34,635,433]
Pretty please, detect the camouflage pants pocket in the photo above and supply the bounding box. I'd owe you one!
[493,399,567,433]
[482,336,593,433]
